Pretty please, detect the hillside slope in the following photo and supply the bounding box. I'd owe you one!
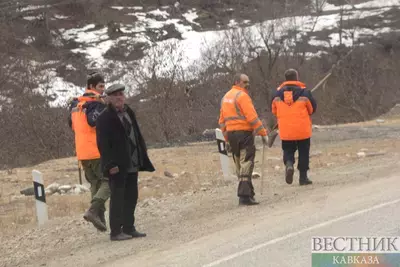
[1,0,399,106]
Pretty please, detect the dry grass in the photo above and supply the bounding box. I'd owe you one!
[0,142,225,236]
[317,118,400,128]
[0,193,90,235]
[1,121,400,236]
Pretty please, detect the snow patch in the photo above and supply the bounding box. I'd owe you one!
[111,6,143,10]
[148,9,169,18]
[20,5,48,12]
[23,36,36,44]
[322,0,400,11]
[228,19,238,27]
[37,0,400,106]
[309,38,330,47]
[72,40,114,66]
[183,9,200,26]
[33,69,83,107]
[125,12,193,34]
[110,6,124,10]
[23,16,40,21]
[351,0,400,9]
[66,64,76,71]
[54,14,69,19]
[130,12,147,20]
[62,24,109,44]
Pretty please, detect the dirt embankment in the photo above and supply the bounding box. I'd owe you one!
[1,112,400,267]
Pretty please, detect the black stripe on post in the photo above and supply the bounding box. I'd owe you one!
[217,139,227,155]
[33,181,46,203]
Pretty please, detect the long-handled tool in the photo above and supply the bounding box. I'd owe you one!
[78,160,82,185]
[267,47,356,147]
[260,143,266,195]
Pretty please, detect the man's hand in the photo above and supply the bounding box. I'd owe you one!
[109,166,119,175]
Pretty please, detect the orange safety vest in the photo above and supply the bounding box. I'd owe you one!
[272,81,314,141]
[71,91,103,160]
[219,86,267,139]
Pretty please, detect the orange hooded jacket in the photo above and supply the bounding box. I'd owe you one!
[219,86,267,140]
[277,81,306,90]
[272,81,317,141]
[70,89,104,160]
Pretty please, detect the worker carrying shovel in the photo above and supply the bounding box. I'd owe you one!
[219,73,268,205]
[271,69,317,186]
[68,72,110,232]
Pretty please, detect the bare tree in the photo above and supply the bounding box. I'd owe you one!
[129,41,194,143]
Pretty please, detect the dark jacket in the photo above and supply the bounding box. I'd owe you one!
[68,91,106,128]
[96,103,155,177]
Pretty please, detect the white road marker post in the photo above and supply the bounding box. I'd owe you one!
[215,128,232,181]
[32,170,48,226]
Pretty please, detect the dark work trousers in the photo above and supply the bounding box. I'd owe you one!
[227,131,256,199]
[108,172,138,237]
[281,138,311,172]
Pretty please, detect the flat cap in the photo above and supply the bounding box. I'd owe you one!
[105,84,125,95]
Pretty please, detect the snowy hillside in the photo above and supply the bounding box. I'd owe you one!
[17,0,400,106]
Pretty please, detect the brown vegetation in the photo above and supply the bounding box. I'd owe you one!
[0,0,399,171]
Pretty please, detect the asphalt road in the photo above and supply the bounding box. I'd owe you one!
[108,174,400,267]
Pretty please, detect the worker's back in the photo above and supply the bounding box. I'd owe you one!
[220,86,266,136]
[272,82,316,141]
[71,96,101,160]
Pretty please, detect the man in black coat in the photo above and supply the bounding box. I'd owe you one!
[96,84,155,241]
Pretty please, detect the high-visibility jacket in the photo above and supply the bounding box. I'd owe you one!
[272,81,317,140]
[219,86,267,140]
[277,81,306,91]
[71,90,103,160]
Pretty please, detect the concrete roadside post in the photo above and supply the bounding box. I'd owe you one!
[215,128,232,181]
[32,170,48,226]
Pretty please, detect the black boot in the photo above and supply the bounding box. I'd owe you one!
[130,227,147,238]
[299,171,312,186]
[110,233,133,241]
[285,161,294,184]
[239,197,259,206]
[124,226,147,238]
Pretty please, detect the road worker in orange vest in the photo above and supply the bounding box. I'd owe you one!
[68,72,110,232]
[271,69,317,186]
[219,73,268,206]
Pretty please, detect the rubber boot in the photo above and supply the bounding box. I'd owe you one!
[83,202,107,232]
[285,161,294,184]
[299,171,312,186]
